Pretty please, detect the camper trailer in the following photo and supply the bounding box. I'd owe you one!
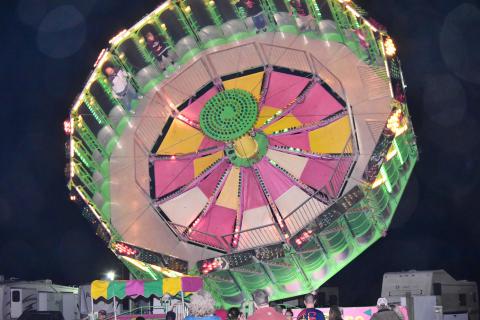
[381,270,478,320]
[0,277,79,320]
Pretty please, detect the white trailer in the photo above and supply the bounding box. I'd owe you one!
[381,270,478,320]
[0,277,79,320]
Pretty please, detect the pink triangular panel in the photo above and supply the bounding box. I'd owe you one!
[197,161,230,197]
[154,159,194,198]
[199,136,224,150]
[292,83,344,124]
[255,159,295,200]
[264,72,310,109]
[192,205,236,239]
[299,158,337,191]
[269,133,311,151]
[180,87,218,122]
[242,168,268,211]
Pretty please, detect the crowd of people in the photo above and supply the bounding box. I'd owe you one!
[181,290,405,320]
[96,289,405,320]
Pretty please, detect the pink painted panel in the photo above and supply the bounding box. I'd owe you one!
[299,158,337,190]
[242,168,268,210]
[180,87,218,122]
[264,72,310,108]
[199,136,224,150]
[193,205,236,237]
[269,133,311,151]
[197,161,230,197]
[255,159,295,200]
[154,159,194,198]
[292,83,344,124]
[125,280,144,297]
[181,277,203,292]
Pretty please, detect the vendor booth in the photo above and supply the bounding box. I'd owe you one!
[90,277,203,320]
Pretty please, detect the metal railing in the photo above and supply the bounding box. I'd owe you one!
[222,223,284,251]
[159,58,213,107]
[310,54,347,101]
[205,42,265,78]
[134,92,173,151]
[111,303,188,320]
[133,135,152,199]
[325,135,356,197]
[260,43,314,74]
[168,222,231,252]
[283,191,330,235]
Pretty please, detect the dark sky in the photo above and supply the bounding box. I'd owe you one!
[1,0,480,307]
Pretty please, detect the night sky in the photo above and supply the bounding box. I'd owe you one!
[1,0,480,307]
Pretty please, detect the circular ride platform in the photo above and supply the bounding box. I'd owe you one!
[66,0,417,307]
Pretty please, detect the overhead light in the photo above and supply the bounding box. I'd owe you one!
[106,271,116,281]
[384,37,397,57]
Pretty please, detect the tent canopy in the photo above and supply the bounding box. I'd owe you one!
[91,277,203,300]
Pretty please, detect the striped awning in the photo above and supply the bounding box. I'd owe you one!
[91,277,203,300]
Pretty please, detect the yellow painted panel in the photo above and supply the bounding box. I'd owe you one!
[233,135,258,159]
[216,166,240,210]
[255,106,280,128]
[308,116,351,154]
[91,280,109,300]
[263,115,303,135]
[193,151,224,177]
[223,71,264,101]
[157,119,204,155]
[163,277,182,295]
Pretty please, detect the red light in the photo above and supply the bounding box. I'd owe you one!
[64,120,73,135]
[115,242,138,256]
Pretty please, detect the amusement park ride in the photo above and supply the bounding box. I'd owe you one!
[65,0,417,308]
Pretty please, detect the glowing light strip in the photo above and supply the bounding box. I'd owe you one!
[363,19,379,33]
[121,256,159,279]
[379,36,394,98]
[380,166,392,193]
[392,139,404,164]
[339,0,379,33]
[345,5,360,18]
[152,1,172,17]
[385,148,397,161]
[69,116,75,179]
[94,49,107,67]
[116,0,171,44]
[109,29,128,45]
[149,264,184,278]
[371,176,385,189]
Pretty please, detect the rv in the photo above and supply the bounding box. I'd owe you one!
[0,277,79,320]
[381,270,478,320]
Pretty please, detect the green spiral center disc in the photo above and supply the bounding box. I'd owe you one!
[200,89,258,141]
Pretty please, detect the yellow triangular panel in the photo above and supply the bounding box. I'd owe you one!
[263,115,303,135]
[216,167,240,210]
[255,106,281,128]
[157,119,204,155]
[223,71,264,101]
[308,116,351,154]
[193,151,224,177]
